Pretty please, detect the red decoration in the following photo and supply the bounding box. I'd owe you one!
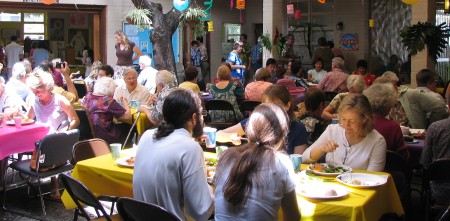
[295,10,301,19]
[41,0,57,4]
[317,0,326,4]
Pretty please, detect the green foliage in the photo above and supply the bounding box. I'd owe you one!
[258,33,272,52]
[400,21,450,62]
[276,34,287,55]
[180,7,208,39]
[124,8,153,31]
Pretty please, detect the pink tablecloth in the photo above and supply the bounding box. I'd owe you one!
[0,123,50,160]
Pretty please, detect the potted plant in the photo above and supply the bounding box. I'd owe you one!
[123,8,153,31]
[400,21,450,62]
[258,33,272,52]
[180,7,207,39]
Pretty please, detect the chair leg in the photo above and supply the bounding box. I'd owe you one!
[2,167,8,211]
[36,179,46,216]
[73,208,79,221]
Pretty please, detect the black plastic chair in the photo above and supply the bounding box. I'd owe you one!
[3,129,80,215]
[423,158,450,221]
[73,80,88,99]
[205,99,239,130]
[239,100,261,118]
[117,197,181,221]
[59,174,119,221]
[76,108,95,140]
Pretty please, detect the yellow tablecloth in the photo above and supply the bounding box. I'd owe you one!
[129,108,152,136]
[62,153,404,221]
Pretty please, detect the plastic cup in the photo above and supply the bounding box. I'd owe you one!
[135,101,141,109]
[203,127,217,148]
[13,116,22,129]
[110,143,122,159]
[290,154,302,171]
[129,100,137,108]
[331,118,339,124]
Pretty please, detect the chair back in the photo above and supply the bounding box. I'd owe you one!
[59,174,112,221]
[37,129,80,169]
[72,138,110,164]
[117,197,181,221]
[205,99,239,129]
[73,80,88,98]
[239,100,261,118]
[424,158,450,183]
[76,108,95,140]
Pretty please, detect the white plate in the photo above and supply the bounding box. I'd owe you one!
[307,163,352,176]
[405,139,419,144]
[201,92,210,96]
[6,119,35,126]
[336,173,388,188]
[409,129,425,134]
[298,183,348,199]
[116,156,135,168]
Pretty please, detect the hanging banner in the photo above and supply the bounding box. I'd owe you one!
[339,33,359,51]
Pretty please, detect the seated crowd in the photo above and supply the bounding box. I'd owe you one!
[1,42,449,220]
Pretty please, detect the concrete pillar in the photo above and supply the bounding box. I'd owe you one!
[411,1,436,87]
[262,0,284,62]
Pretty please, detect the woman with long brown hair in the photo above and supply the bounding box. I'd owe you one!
[113,30,142,81]
[214,103,301,221]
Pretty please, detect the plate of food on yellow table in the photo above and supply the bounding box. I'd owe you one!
[116,156,135,168]
[307,163,352,176]
[298,183,349,199]
[336,173,388,188]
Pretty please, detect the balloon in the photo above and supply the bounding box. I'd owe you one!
[173,0,190,11]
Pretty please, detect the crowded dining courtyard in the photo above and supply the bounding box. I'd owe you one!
[0,0,450,220]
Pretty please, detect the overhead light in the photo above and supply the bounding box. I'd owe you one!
[445,0,450,13]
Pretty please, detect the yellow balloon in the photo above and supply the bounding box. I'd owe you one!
[401,0,420,5]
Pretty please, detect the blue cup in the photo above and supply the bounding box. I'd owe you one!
[129,100,137,108]
[203,127,217,148]
[290,154,302,171]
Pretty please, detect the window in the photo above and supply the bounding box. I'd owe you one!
[224,23,241,43]
[23,13,45,40]
[0,12,21,22]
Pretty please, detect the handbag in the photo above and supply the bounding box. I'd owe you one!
[29,140,65,172]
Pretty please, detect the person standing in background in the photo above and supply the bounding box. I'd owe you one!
[239,34,252,86]
[82,48,93,78]
[190,41,202,78]
[113,30,142,81]
[227,42,245,84]
[4,36,24,80]
[250,37,263,75]
[312,37,334,72]
[197,37,210,84]
[327,40,343,58]
[30,41,50,69]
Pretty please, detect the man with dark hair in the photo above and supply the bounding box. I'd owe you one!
[98,65,114,78]
[398,69,448,129]
[4,35,24,79]
[133,89,214,221]
[179,66,200,93]
[299,87,327,145]
[282,34,297,60]
[286,60,308,88]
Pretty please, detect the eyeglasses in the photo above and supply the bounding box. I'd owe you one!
[201,110,208,116]
[342,144,351,165]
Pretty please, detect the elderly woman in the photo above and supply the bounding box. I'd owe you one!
[302,93,387,171]
[82,77,132,143]
[26,68,80,199]
[364,83,410,160]
[84,60,103,92]
[321,75,365,120]
[139,70,177,126]
[214,103,301,221]
[244,68,273,101]
[0,77,23,122]
[209,65,243,122]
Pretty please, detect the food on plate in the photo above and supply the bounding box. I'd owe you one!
[205,158,217,178]
[324,189,338,196]
[125,156,135,165]
[349,179,362,185]
[309,163,349,173]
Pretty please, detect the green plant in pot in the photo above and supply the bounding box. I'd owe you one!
[400,21,450,62]
[124,8,153,31]
[180,7,207,39]
[258,33,272,52]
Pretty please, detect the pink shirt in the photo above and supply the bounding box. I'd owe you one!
[318,68,349,93]
[244,81,273,101]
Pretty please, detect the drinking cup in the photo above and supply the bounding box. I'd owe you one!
[400,126,410,135]
[13,116,22,129]
[290,154,302,171]
[331,118,339,124]
[110,143,122,159]
[129,100,137,108]
[135,101,142,109]
[203,127,217,148]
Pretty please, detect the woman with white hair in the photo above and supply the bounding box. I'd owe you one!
[137,55,158,93]
[0,76,23,121]
[82,77,131,143]
[321,75,365,120]
[6,61,31,101]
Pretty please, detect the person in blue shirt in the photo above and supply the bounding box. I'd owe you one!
[226,42,245,84]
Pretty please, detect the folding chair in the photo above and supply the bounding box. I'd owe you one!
[3,129,80,215]
[76,108,95,140]
[205,99,239,130]
[385,150,412,218]
[423,158,450,221]
[72,138,111,165]
[59,174,120,221]
[239,100,261,118]
[117,197,181,221]
[73,80,88,99]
